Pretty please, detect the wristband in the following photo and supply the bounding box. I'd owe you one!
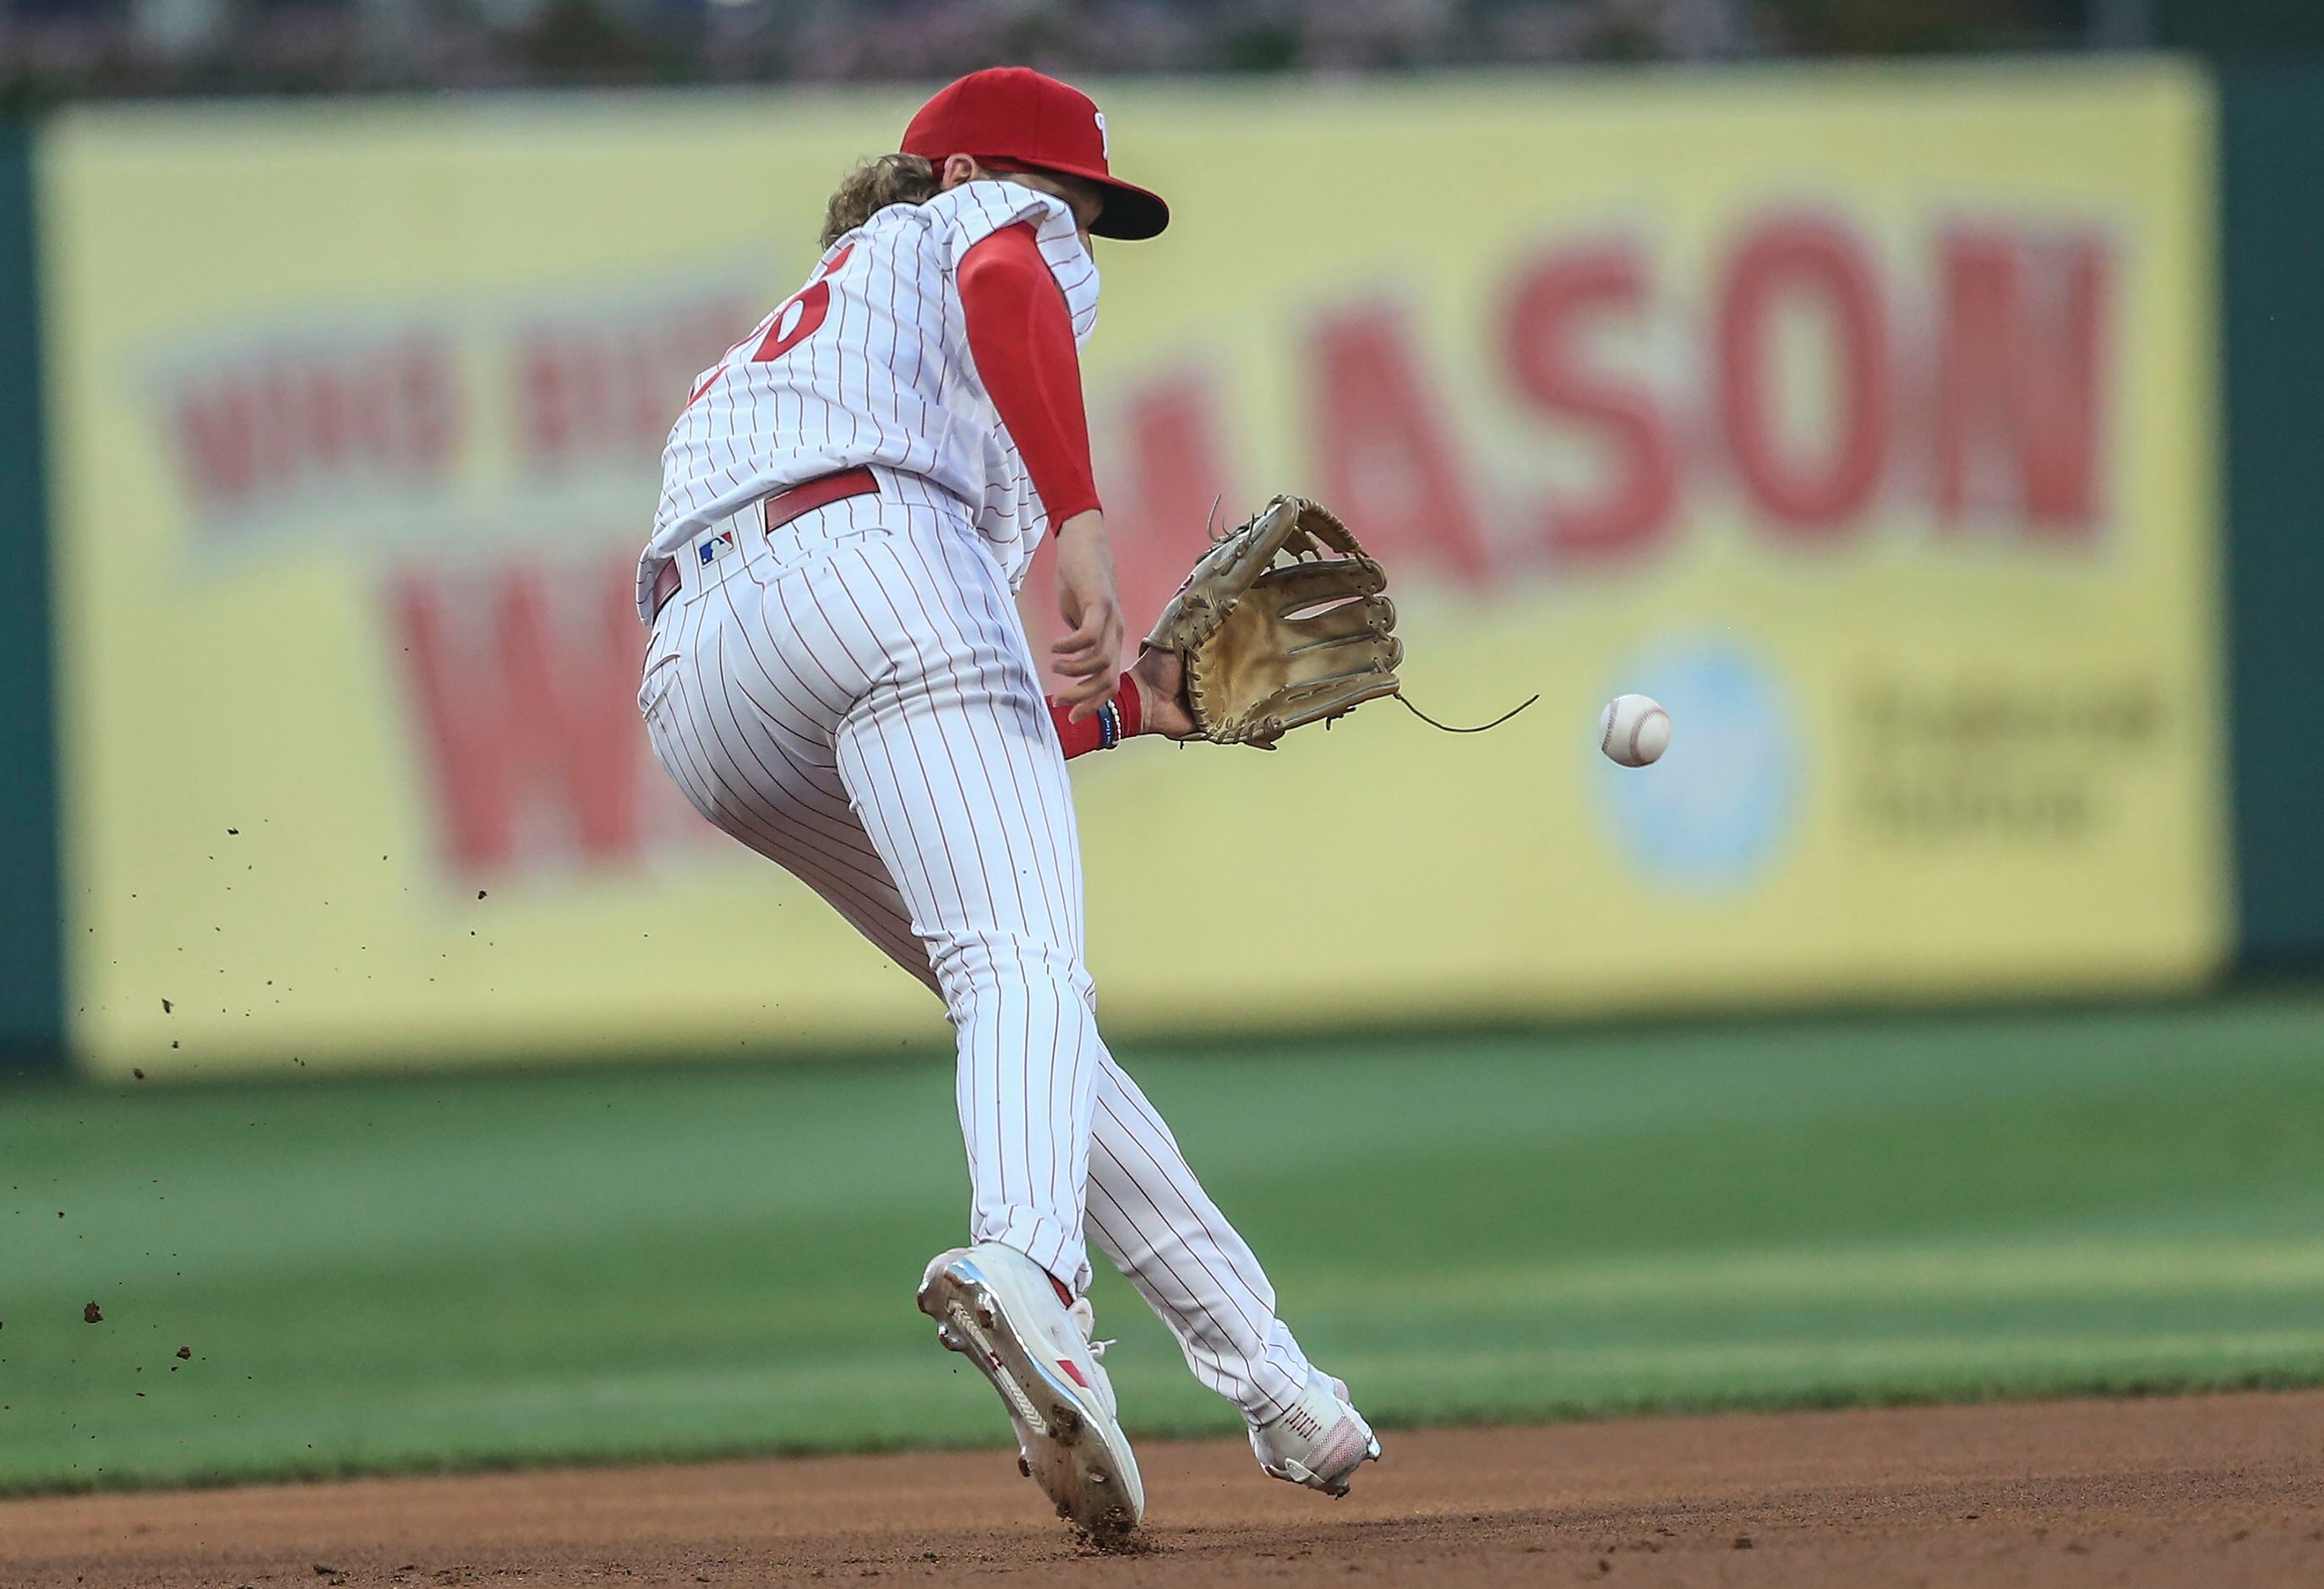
[1049,673,1144,760]
[1111,669,1143,740]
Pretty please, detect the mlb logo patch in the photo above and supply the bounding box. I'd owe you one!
[696,530,735,567]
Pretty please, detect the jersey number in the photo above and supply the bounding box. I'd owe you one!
[752,278,832,363]
[688,243,854,407]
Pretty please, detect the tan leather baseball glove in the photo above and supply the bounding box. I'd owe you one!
[1142,495,1401,747]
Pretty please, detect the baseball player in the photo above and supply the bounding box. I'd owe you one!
[636,68,1379,1536]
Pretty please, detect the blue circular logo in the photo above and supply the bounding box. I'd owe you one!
[1596,642,1798,893]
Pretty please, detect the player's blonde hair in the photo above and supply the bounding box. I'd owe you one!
[821,153,943,247]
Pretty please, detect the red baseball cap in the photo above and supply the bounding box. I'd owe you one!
[902,67,1169,241]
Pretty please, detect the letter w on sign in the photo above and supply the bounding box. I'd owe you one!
[388,554,689,876]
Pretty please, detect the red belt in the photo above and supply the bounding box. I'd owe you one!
[649,467,880,621]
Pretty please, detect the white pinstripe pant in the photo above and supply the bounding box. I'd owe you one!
[639,469,1312,1422]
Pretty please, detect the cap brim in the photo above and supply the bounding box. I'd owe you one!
[1090,177,1170,241]
[1010,159,1169,240]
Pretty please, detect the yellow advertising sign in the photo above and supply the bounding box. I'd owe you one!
[41,66,2225,1077]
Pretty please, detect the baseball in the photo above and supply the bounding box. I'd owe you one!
[1598,693,1671,767]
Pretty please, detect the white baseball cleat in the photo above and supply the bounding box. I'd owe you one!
[1250,1369,1382,1497]
[917,1243,1145,1539]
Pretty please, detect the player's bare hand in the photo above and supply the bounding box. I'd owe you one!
[1131,647,1197,740]
[1052,511,1126,719]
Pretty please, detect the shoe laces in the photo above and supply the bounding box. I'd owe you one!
[1067,1296,1116,1360]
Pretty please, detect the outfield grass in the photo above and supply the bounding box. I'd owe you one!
[4,993,2323,1494]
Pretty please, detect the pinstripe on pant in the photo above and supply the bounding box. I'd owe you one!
[639,469,1312,1422]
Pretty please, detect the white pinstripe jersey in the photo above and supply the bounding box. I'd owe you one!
[643,179,1099,614]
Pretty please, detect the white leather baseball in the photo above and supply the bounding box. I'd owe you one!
[1598,693,1671,767]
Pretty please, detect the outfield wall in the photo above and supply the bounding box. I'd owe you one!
[0,61,2293,1076]
[0,125,63,1071]
[2219,69,2324,970]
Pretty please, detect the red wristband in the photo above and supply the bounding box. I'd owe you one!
[1112,669,1143,740]
[1048,672,1143,761]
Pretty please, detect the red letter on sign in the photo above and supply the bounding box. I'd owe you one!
[1934,227,2109,535]
[390,558,648,874]
[1503,242,1677,560]
[1716,216,1890,535]
[1311,303,1489,582]
[174,378,259,507]
[518,333,608,471]
[1016,371,1233,686]
[1107,374,1237,622]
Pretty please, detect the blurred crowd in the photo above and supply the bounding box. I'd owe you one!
[0,0,2131,104]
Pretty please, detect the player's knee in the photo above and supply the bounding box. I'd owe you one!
[930,933,1094,1015]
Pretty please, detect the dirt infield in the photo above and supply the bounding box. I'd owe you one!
[7,1392,2321,1587]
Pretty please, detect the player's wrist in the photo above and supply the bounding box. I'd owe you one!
[1110,670,1143,741]
[1048,673,1142,759]
[1056,508,1105,543]
[1128,647,1197,740]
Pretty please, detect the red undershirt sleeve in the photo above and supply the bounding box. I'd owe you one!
[957,221,1102,523]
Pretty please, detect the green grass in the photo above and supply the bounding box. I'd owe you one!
[4,993,2323,1494]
